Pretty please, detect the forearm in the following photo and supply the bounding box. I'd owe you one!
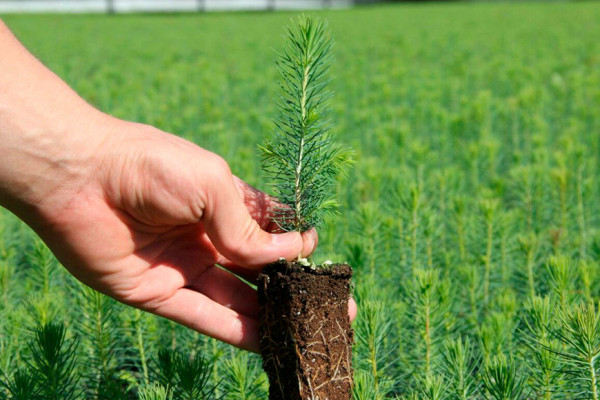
[0,20,110,226]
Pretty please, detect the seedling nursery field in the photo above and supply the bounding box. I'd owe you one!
[1,2,600,399]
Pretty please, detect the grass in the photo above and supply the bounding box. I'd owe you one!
[1,2,600,398]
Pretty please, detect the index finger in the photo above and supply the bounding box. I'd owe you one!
[232,175,319,250]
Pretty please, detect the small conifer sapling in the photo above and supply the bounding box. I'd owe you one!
[257,16,354,400]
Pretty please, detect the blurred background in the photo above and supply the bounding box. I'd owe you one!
[0,0,384,14]
[1,0,600,399]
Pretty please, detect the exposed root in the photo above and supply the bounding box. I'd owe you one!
[258,261,353,399]
[261,288,285,398]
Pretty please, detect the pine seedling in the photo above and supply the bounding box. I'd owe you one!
[550,157,569,246]
[73,285,121,398]
[575,153,590,260]
[549,302,600,400]
[0,260,13,304]
[352,370,392,400]
[0,303,7,360]
[132,308,154,386]
[345,239,365,279]
[0,369,40,400]
[22,239,62,328]
[441,338,479,400]
[479,295,515,360]
[451,195,467,264]
[408,268,453,377]
[580,260,598,304]
[352,201,384,278]
[522,296,564,400]
[432,169,454,265]
[396,181,425,275]
[354,299,395,394]
[389,300,411,387]
[481,355,527,400]
[24,292,59,327]
[497,210,518,288]
[138,383,171,400]
[172,352,219,400]
[351,371,376,400]
[524,296,556,338]
[479,197,500,307]
[27,322,80,400]
[98,378,134,400]
[422,211,438,270]
[260,15,353,233]
[156,318,204,355]
[154,349,177,397]
[508,165,536,233]
[516,232,540,301]
[455,263,481,330]
[28,237,57,296]
[0,319,25,378]
[220,351,266,400]
[413,373,447,400]
[467,142,481,189]
[546,255,578,309]
[478,299,518,361]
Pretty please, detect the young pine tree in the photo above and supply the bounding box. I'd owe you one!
[220,351,266,400]
[27,322,80,400]
[0,369,40,400]
[172,352,219,400]
[522,295,564,400]
[550,302,600,400]
[137,383,170,400]
[481,355,527,400]
[153,349,219,400]
[440,338,479,400]
[352,371,380,400]
[73,285,122,399]
[260,15,352,234]
[354,299,395,395]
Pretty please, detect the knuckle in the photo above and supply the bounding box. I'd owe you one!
[241,217,261,241]
[201,153,233,193]
[234,218,263,264]
[208,153,232,179]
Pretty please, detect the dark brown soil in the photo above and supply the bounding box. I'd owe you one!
[257,259,354,400]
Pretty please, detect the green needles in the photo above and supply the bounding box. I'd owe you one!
[260,16,352,233]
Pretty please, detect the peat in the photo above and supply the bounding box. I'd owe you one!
[257,259,354,400]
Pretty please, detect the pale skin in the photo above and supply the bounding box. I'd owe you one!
[0,21,356,352]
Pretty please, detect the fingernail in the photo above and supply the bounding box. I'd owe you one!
[304,230,317,252]
[272,231,301,247]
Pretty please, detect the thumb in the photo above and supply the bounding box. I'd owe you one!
[201,163,304,269]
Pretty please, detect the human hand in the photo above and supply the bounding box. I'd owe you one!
[31,116,332,352]
[0,22,356,352]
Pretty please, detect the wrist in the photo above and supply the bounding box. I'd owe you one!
[0,100,112,229]
[0,23,115,229]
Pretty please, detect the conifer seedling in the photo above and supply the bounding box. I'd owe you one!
[257,16,355,400]
[259,15,353,236]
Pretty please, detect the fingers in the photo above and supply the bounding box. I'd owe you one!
[232,176,277,230]
[187,265,259,318]
[349,298,357,323]
[215,228,318,283]
[148,287,356,353]
[302,228,318,258]
[231,175,319,258]
[202,163,310,269]
[153,287,260,352]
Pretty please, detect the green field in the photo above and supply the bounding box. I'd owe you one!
[2,2,600,399]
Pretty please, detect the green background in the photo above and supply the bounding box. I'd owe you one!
[1,3,600,398]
